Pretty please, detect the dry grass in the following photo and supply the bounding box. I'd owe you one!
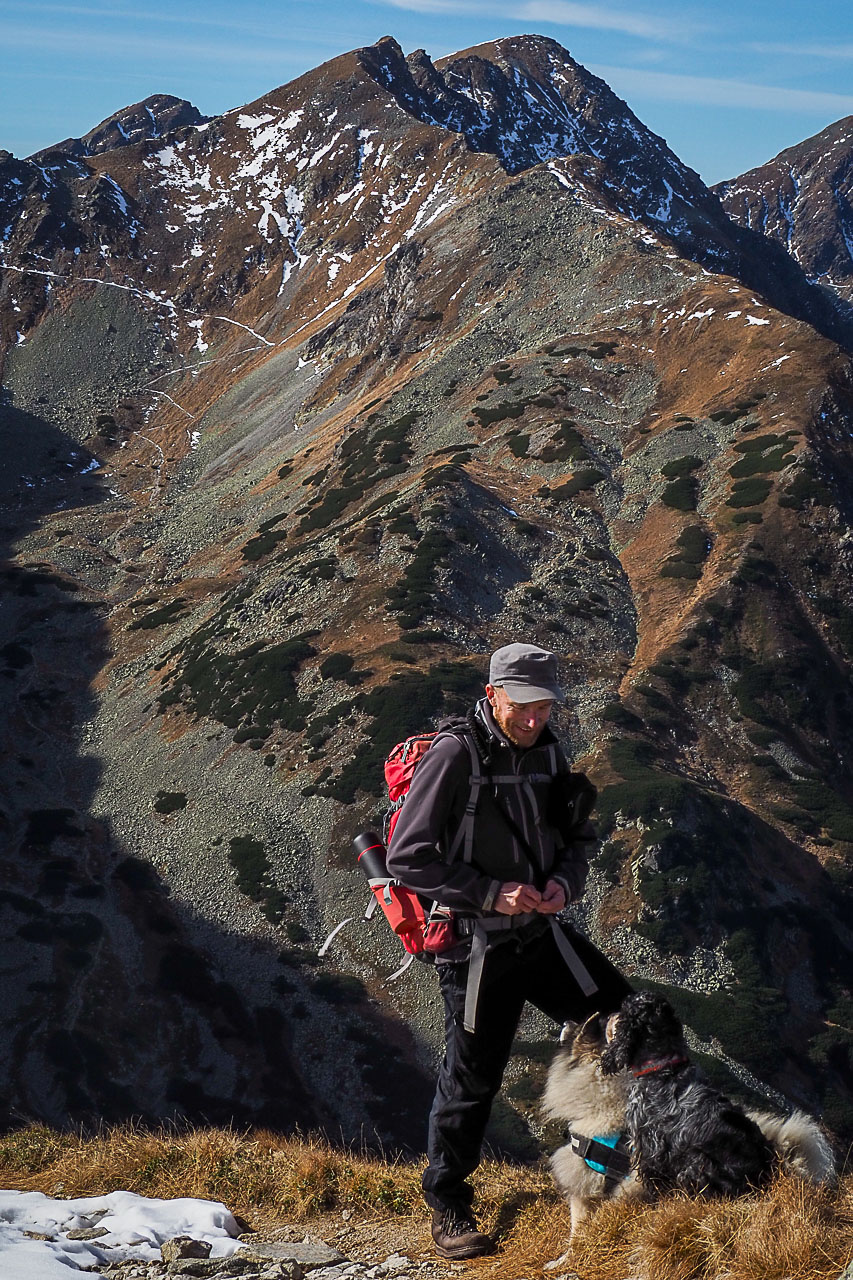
[1,1125,852,1279]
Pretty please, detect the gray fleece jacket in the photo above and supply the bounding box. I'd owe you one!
[385,698,590,915]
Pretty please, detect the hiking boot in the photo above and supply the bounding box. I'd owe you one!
[430,1207,493,1259]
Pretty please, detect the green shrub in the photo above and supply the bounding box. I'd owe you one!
[320,653,355,680]
[536,420,587,464]
[727,477,772,507]
[472,400,526,428]
[228,836,289,924]
[675,525,710,562]
[550,469,603,499]
[311,973,368,1004]
[596,839,627,883]
[153,791,187,815]
[661,477,698,511]
[729,445,794,478]
[508,433,529,458]
[601,704,643,730]
[386,529,453,627]
[294,411,418,534]
[157,633,316,735]
[731,510,763,524]
[319,661,481,803]
[778,463,832,509]
[660,560,701,579]
[128,599,187,630]
[660,456,701,479]
[733,432,797,455]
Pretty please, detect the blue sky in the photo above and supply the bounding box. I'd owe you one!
[2,0,852,183]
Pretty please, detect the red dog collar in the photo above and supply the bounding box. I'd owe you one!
[633,1054,689,1077]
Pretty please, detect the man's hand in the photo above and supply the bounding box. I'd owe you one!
[494,881,542,914]
[536,879,567,914]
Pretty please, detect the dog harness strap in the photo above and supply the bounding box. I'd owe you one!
[567,1130,632,1179]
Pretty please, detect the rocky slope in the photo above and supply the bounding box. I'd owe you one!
[716,115,853,305]
[0,35,851,1152]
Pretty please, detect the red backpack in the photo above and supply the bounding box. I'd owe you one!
[319,726,479,969]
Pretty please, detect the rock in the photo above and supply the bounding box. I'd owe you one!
[379,1257,411,1275]
[222,1255,302,1278]
[235,1241,344,1271]
[167,1260,225,1277]
[67,1225,110,1239]
[162,1238,213,1263]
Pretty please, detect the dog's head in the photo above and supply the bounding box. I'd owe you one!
[558,1011,608,1063]
[600,992,686,1075]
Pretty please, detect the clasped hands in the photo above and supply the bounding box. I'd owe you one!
[494,879,566,915]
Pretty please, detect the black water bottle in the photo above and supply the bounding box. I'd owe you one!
[352,831,388,881]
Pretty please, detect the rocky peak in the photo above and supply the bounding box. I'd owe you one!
[716,116,853,304]
[351,35,851,346]
[29,94,207,162]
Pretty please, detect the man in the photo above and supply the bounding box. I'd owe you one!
[386,642,632,1259]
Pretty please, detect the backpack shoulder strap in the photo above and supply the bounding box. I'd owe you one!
[437,707,490,866]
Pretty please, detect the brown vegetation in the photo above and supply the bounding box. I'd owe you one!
[1,1125,851,1279]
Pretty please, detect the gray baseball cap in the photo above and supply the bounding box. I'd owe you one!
[489,643,564,703]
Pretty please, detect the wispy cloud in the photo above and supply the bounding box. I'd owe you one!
[517,1,690,41]
[0,22,342,67]
[749,41,853,61]
[589,63,853,114]
[376,0,701,42]
[0,2,357,44]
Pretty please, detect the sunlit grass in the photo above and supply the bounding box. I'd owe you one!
[1,1125,851,1278]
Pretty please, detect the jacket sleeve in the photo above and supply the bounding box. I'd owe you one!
[386,735,502,912]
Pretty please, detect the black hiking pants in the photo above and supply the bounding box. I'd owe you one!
[422,919,632,1215]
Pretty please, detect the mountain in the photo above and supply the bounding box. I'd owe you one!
[1,35,851,1150]
[716,116,853,305]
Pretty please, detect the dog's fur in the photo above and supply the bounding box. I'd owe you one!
[600,991,835,1196]
[542,1013,644,1235]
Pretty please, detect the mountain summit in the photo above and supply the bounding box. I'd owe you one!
[716,115,853,304]
[1,36,851,1148]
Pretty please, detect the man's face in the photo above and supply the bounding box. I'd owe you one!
[486,684,554,748]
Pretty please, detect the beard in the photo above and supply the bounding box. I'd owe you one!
[492,703,542,748]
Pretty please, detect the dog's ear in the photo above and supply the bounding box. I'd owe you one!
[600,1028,628,1074]
[559,1021,578,1045]
[600,998,652,1073]
[577,1011,604,1043]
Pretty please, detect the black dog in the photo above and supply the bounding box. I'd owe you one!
[601,992,776,1197]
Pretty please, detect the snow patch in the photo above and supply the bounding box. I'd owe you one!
[0,1189,241,1276]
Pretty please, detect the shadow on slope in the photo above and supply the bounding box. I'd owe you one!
[0,400,434,1152]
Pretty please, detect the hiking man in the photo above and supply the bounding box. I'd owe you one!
[386,642,632,1259]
